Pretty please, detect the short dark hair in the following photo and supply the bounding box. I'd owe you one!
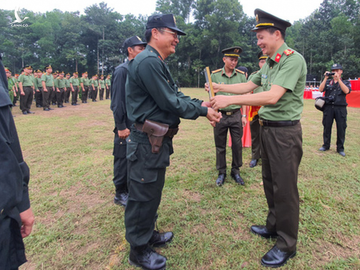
[266,27,286,40]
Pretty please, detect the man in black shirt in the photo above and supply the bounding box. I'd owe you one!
[318,63,351,157]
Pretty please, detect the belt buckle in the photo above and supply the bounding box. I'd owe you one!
[226,111,232,116]
[259,119,263,126]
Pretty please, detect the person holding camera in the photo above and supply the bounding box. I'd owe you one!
[318,63,351,157]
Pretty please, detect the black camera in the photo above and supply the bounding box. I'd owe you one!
[326,72,335,76]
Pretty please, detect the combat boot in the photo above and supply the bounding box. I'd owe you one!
[129,244,166,270]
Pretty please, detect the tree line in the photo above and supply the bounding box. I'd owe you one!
[1,0,360,87]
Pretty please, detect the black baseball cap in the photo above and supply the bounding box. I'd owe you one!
[252,9,291,32]
[122,36,147,53]
[331,63,343,70]
[146,14,186,36]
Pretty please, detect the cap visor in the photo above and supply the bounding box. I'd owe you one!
[168,26,186,36]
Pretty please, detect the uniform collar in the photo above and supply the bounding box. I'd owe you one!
[267,42,288,64]
[147,45,164,62]
[221,67,237,78]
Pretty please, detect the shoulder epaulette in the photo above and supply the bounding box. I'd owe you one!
[212,69,222,74]
[250,70,258,76]
[284,49,294,56]
[235,69,245,74]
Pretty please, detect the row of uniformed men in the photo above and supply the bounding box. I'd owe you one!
[5,65,112,114]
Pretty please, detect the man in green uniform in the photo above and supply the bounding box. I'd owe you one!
[210,9,306,268]
[125,14,221,270]
[54,71,66,108]
[80,72,90,103]
[211,47,247,186]
[248,52,267,168]
[5,67,17,105]
[18,66,35,115]
[105,74,111,99]
[98,75,105,100]
[64,73,71,103]
[34,70,43,108]
[90,75,98,102]
[51,71,59,105]
[70,72,80,105]
[41,65,55,111]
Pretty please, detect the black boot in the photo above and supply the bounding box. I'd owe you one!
[129,245,166,270]
[149,230,174,247]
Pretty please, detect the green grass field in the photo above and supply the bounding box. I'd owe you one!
[14,88,360,270]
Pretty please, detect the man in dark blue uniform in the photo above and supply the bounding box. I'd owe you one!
[0,54,35,270]
[125,14,221,270]
[110,36,146,207]
[318,63,351,157]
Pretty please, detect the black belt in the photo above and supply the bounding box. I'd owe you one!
[135,123,179,137]
[259,119,299,127]
[219,109,239,116]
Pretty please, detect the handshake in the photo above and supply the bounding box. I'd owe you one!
[201,101,222,127]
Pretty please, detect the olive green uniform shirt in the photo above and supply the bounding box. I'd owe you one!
[251,43,307,121]
[80,78,90,86]
[41,74,54,87]
[211,67,246,111]
[248,71,264,93]
[70,77,79,86]
[8,77,15,91]
[99,79,105,88]
[18,74,34,87]
[65,78,71,88]
[105,79,111,86]
[54,78,66,88]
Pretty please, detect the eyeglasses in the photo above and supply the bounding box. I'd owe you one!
[161,29,180,40]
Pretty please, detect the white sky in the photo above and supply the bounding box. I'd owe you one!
[1,0,324,23]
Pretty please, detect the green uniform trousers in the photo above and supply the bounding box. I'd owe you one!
[125,130,173,248]
[261,122,302,252]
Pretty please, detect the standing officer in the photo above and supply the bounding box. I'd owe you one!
[5,67,17,105]
[90,75,98,102]
[35,70,43,108]
[41,65,55,111]
[248,52,267,168]
[18,66,35,115]
[318,63,351,157]
[211,47,247,186]
[64,73,71,103]
[110,36,146,207]
[51,71,58,105]
[125,14,221,270]
[210,9,306,268]
[98,75,105,100]
[70,72,80,105]
[80,72,90,103]
[105,74,111,99]
[54,71,66,108]
[0,54,35,270]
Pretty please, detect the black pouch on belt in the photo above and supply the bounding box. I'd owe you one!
[142,119,169,153]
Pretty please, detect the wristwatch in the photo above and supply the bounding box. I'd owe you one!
[242,115,247,118]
